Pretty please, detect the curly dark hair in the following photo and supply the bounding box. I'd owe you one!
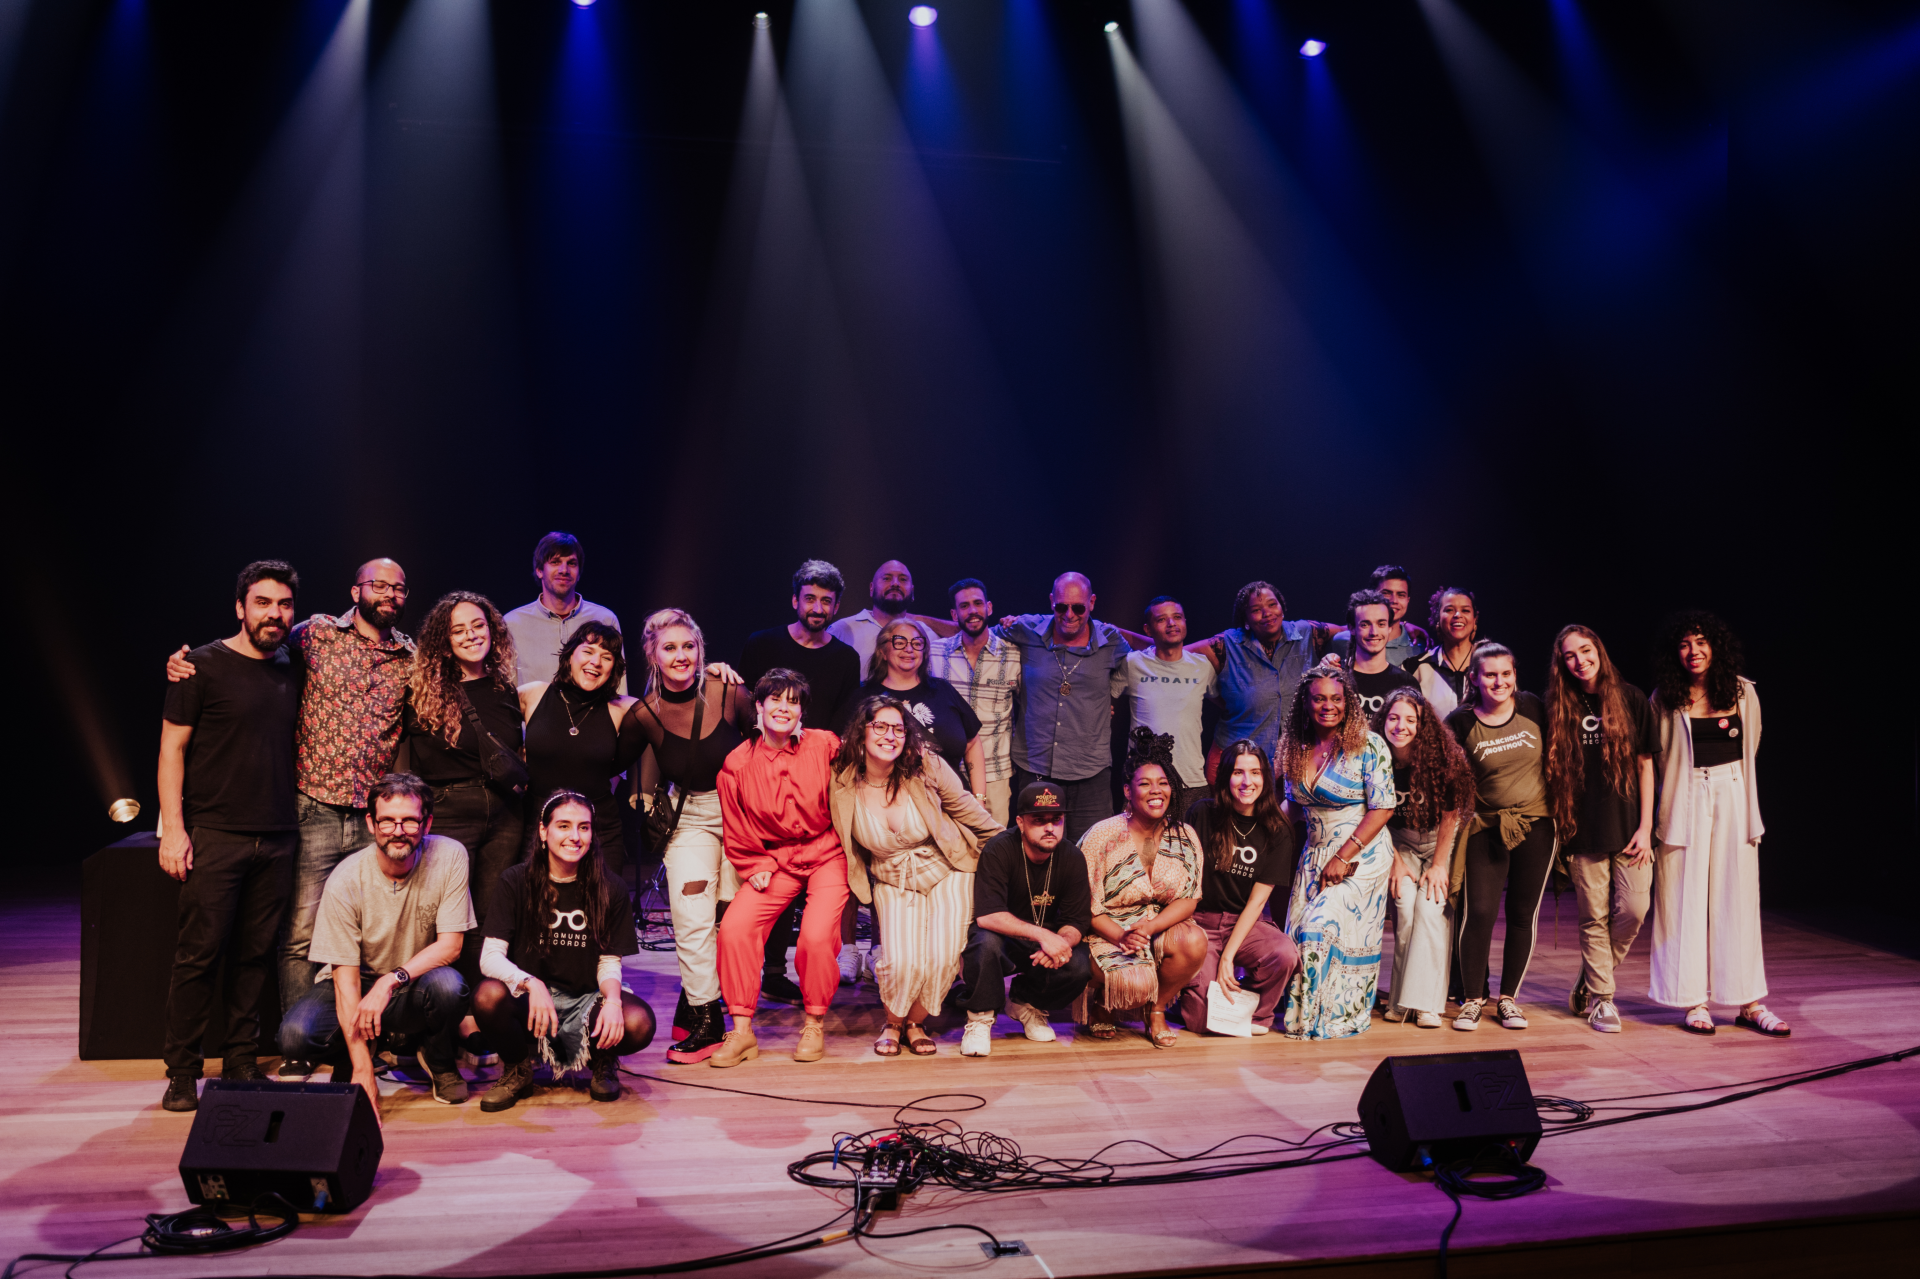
[1653,610,1744,715]
[514,790,619,964]
[1232,580,1286,630]
[1122,726,1178,788]
[833,695,930,801]
[1278,661,1370,791]
[1371,689,1474,832]
[1545,625,1639,840]
[553,620,626,700]
[410,591,520,746]
[1201,740,1294,872]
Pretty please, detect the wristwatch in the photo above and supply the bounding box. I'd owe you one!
[390,967,411,986]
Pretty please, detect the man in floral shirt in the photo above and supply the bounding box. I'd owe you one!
[167,558,415,1073]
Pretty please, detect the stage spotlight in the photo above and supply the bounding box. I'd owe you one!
[1299,38,1327,57]
[754,11,769,27]
[572,0,596,8]
[908,5,936,26]
[1105,21,1120,33]
[108,798,141,824]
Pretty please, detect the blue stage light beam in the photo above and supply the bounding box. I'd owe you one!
[903,0,965,151]
[1299,39,1325,58]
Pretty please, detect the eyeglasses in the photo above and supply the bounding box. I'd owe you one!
[373,817,423,834]
[885,636,927,652]
[868,723,907,740]
[1052,602,1088,616]
[356,581,410,598]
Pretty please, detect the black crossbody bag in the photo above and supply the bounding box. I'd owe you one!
[456,684,530,797]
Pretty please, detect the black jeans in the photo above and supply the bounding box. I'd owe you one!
[163,828,296,1077]
[962,925,1094,1014]
[1011,767,1114,847]
[1457,820,1557,1002]
[431,780,525,991]
[280,968,469,1073]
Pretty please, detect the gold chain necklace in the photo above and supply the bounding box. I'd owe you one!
[1021,849,1055,924]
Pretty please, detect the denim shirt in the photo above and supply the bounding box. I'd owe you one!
[1215,621,1321,762]
[996,615,1131,782]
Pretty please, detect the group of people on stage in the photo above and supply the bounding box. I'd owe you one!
[153,538,1785,1117]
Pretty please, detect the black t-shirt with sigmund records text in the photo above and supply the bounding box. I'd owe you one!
[1350,663,1419,720]
[1564,682,1660,857]
[484,863,639,997]
[1187,798,1293,917]
[162,640,303,832]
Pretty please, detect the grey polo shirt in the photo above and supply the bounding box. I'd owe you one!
[997,615,1131,783]
[502,597,625,691]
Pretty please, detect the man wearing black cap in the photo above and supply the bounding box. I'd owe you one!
[959,782,1094,1057]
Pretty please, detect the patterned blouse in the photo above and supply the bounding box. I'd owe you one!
[293,612,416,808]
[1078,814,1203,932]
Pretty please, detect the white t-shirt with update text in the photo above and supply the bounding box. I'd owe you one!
[1125,650,1218,787]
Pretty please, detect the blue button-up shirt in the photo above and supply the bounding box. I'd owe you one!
[996,615,1132,782]
[1214,621,1322,763]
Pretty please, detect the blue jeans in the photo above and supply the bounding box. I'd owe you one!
[279,967,468,1073]
[281,794,369,1011]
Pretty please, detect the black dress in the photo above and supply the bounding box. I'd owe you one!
[523,683,627,872]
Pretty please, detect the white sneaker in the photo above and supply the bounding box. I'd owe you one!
[1415,1011,1444,1029]
[960,1014,993,1057]
[1250,1024,1271,1036]
[838,947,861,986]
[1005,1001,1057,1042]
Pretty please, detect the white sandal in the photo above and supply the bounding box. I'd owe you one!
[1735,1004,1791,1037]
[1682,1005,1715,1035]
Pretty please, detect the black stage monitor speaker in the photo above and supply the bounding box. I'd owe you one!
[1357,1049,1542,1171]
[179,1079,383,1213]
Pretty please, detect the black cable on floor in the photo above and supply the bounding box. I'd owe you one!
[1434,1145,1548,1278]
[618,1068,986,1118]
[4,1195,299,1278]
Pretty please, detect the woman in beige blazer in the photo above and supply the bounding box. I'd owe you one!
[830,694,1002,1056]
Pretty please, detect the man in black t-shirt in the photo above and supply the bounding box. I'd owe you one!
[156,561,305,1113]
[1343,589,1418,718]
[959,782,1094,1057]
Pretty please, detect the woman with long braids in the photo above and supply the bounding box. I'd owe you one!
[1648,612,1785,1036]
[616,608,754,1064]
[828,695,1001,1056]
[519,621,637,875]
[1445,642,1553,1033]
[1076,728,1206,1047]
[1278,662,1397,1040]
[1174,741,1299,1036]
[1373,689,1473,1029]
[403,591,525,998]
[472,791,655,1111]
[1408,587,1481,719]
[1546,625,1658,1035]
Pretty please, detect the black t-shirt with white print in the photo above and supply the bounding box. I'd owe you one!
[1349,662,1419,720]
[1563,681,1659,857]
[1187,798,1293,917]
[484,864,638,997]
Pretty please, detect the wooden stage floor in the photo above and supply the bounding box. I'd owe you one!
[3,894,1917,1277]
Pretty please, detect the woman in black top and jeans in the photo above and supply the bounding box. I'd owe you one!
[617,608,753,1063]
[519,621,638,876]
[403,592,526,998]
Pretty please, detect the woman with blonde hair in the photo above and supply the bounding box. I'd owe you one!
[1278,662,1397,1040]
[829,695,1001,1056]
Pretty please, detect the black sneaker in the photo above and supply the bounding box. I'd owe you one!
[274,1057,317,1082]
[665,1001,727,1064]
[222,1059,265,1083]
[161,1075,199,1113]
[479,1058,537,1113]
[415,1051,469,1105]
[761,973,804,1006]
[589,1049,622,1103]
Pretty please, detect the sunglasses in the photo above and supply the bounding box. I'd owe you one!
[1052,602,1088,616]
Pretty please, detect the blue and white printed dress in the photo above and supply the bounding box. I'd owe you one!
[1282,732,1398,1040]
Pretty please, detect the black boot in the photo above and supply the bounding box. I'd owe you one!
[671,988,695,1043]
[161,1074,199,1113]
[589,1048,622,1102]
[665,1000,726,1064]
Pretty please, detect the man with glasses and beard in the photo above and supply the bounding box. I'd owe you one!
[279,772,476,1114]
[930,579,1022,824]
[156,562,305,1113]
[995,572,1134,844]
[167,557,417,1080]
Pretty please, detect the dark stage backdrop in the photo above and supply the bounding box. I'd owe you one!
[0,1,1909,946]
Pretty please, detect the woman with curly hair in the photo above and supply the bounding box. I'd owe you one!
[1648,612,1784,1036]
[1077,728,1207,1046]
[1278,663,1397,1040]
[1373,689,1473,1029]
[1407,587,1481,719]
[1175,741,1299,1036]
[520,620,637,873]
[1546,625,1658,1035]
[828,696,1001,1056]
[402,591,525,995]
[473,791,655,1111]
[1444,642,1553,1033]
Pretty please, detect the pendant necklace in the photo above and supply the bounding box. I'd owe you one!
[1021,851,1055,924]
[559,687,589,737]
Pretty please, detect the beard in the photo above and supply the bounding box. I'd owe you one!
[247,617,288,651]
[357,595,403,629]
[798,611,832,632]
[374,831,418,861]
[960,614,988,637]
[873,587,912,611]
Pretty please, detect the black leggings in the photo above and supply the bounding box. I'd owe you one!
[470,980,656,1063]
[1456,820,1556,1002]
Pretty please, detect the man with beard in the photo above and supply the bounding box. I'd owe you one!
[156,562,305,1113]
[929,579,1021,824]
[280,773,475,1114]
[740,559,862,732]
[167,557,417,1074]
[503,531,625,689]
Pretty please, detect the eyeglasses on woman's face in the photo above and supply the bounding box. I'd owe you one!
[885,636,926,652]
[868,720,907,740]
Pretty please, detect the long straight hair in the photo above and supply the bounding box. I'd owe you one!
[1544,625,1639,840]
[515,791,617,963]
[1203,740,1293,873]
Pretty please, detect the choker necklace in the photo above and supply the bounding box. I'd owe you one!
[1022,851,1055,924]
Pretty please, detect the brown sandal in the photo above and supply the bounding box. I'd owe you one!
[1084,999,1118,1040]
[1146,1008,1179,1048]
[904,1023,938,1056]
[874,1026,903,1057]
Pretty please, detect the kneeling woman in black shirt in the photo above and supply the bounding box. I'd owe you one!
[473,792,656,1111]
[1176,741,1299,1035]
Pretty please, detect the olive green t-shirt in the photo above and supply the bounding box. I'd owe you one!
[1445,692,1547,811]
